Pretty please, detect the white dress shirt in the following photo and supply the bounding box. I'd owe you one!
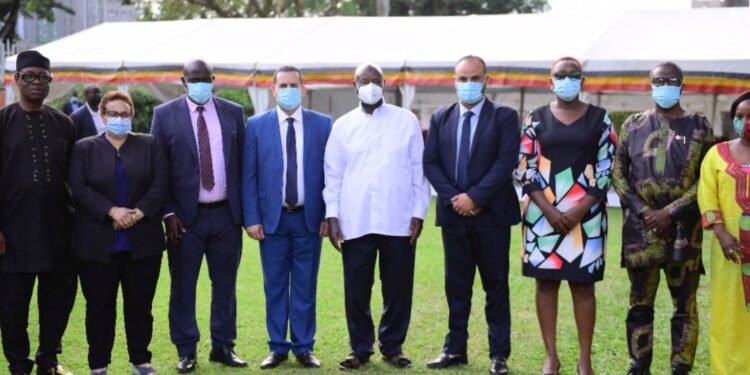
[324,102,430,240]
[87,103,106,135]
[276,106,305,207]
[186,97,227,203]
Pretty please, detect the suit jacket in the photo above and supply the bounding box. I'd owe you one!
[423,98,521,227]
[150,95,245,227]
[242,108,332,234]
[71,105,98,141]
[63,100,81,116]
[69,133,168,262]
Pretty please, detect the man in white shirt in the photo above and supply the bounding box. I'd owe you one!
[324,63,431,370]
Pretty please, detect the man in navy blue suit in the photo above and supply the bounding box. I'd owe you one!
[423,55,521,375]
[150,59,247,373]
[242,66,331,370]
[70,84,103,140]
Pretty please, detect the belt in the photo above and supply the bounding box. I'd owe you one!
[197,200,228,209]
[283,206,304,213]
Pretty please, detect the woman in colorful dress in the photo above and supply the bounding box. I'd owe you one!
[697,90,750,375]
[516,56,616,375]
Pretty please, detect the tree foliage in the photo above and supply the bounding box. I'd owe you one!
[135,0,547,20]
[0,0,74,42]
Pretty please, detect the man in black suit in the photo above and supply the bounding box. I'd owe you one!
[70,84,103,140]
[151,59,247,373]
[423,55,520,375]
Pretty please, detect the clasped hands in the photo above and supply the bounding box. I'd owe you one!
[544,204,590,234]
[642,208,674,239]
[109,206,144,230]
[451,193,481,217]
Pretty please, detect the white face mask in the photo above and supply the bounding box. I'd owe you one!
[357,83,383,105]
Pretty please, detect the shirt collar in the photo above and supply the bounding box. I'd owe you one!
[358,98,387,115]
[459,98,485,119]
[186,96,215,113]
[276,106,303,124]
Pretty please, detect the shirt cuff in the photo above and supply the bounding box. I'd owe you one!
[701,210,723,228]
[325,204,339,219]
[163,212,175,220]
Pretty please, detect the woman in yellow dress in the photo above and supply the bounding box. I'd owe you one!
[697,90,750,375]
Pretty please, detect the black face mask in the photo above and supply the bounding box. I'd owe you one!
[88,94,101,108]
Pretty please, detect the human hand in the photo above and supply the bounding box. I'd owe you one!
[715,227,741,264]
[165,215,186,245]
[319,221,329,237]
[409,217,423,245]
[544,208,571,234]
[245,224,265,241]
[451,193,477,216]
[327,218,343,253]
[644,209,673,233]
[110,207,137,230]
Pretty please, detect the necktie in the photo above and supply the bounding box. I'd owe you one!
[285,118,298,207]
[456,111,473,191]
[197,106,215,191]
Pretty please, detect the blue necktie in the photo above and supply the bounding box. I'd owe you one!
[285,118,298,207]
[456,111,473,191]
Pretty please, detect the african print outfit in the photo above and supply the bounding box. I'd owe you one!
[613,110,714,371]
[516,104,616,282]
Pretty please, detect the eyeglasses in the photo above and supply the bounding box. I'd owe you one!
[552,72,582,80]
[651,77,682,87]
[17,72,53,84]
[105,111,131,119]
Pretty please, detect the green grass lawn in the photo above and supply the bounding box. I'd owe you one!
[1,203,712,374]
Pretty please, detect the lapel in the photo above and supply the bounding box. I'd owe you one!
[446,104,460,174]
[302,108,313,186]
[213,97,235,172]
[267,109,283,162]
[177,97,199,161]
[469,98,493,159]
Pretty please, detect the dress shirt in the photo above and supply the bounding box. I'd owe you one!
[276,106,305,207]
[455,98,484,179]
[324,102,430,240]
[87,103,106,135]
[186,97,227,203]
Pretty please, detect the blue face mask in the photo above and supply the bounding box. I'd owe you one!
[456,82,484,104]
[276,87,302,111]
[734,117,749,138]
[107,117,131,138]
[187,82,213,104]
[552,78,582,102]
[651,85,681,109]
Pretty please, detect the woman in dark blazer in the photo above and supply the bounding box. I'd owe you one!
[69,91,167,375]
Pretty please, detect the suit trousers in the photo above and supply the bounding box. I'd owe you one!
[441,225,511,358]
[0,267,77,374]
[342,234,415,358]
[168,203,242,356]
[260,210,322,355]
[77,253,162,369]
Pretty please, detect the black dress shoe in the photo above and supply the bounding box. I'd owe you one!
[626,365,651,375]
[260,352,288,369]
[426,353,468,369]
[296,352,321,368]
[176,354,197,374]
[338,353,370,370]
[36,365,72,375]
[490,355,509,375]
[382,353,413,368]
[672,365,690,375]
[209,346,248,367]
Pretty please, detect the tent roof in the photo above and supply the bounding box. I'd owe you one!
[5,8,750,93]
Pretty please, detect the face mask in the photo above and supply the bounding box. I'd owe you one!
[276,87,302,111]
[651,85,681,109]
[187,82,213,104]
[88,94,101,108]
[70,96,78,102]
[552,78,582,102]
[456,82,484,104]
[734,117,750,138]
[357,83,383,105]
[107,117,131,138]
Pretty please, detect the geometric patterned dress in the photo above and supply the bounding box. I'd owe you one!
[697,142,750,375]
[516,104,617,282]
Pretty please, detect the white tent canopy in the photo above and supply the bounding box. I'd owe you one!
[5,8,750,133]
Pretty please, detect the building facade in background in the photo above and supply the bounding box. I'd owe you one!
[16,0,136,47]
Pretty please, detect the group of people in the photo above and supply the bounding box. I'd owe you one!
[0,48,748,375]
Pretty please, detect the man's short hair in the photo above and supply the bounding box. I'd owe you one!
[273,66,304,84]
[550,56,583,72]
[651,61,684,81]
[455,55,487,75]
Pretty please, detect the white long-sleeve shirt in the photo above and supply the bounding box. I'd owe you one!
[323,102,430,241]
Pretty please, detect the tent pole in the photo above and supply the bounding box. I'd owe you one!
[518,87,526,127]
[711,93,719,136]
